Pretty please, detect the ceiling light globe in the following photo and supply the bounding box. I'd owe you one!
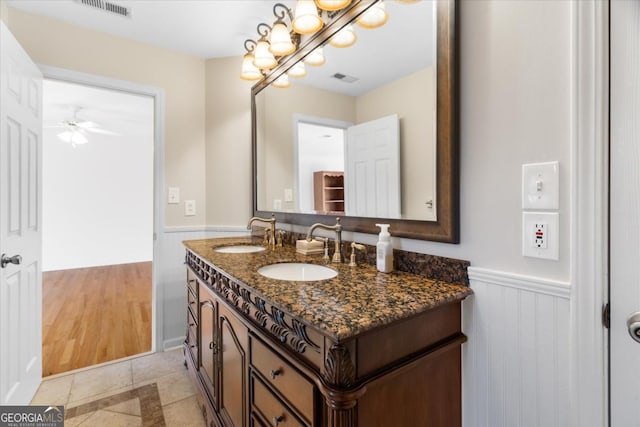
[272,74,291,88]
[315,0,351,11]
[253,39,278,70]
[288,62,307,78]
[292,0,324,34]
[304,47,326,66]
[269,22,296,56]
[329,24,357,48]
[240,53,263,80]
[356,1,389,29]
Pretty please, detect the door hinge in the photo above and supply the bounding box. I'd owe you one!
[603,302,610,329]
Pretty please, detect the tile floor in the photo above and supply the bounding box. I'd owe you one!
[31,348,206,426]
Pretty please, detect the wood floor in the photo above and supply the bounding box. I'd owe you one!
[42,262,152,377]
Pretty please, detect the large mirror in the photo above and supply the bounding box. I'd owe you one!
[252,0,458,242]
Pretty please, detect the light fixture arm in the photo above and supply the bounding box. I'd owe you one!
[244,39,257,53]
[272,3,293,22]
[256,22,272,40]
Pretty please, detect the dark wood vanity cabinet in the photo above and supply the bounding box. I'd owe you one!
[184,248,466,427]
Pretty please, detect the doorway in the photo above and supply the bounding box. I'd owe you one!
[41,78,155,376]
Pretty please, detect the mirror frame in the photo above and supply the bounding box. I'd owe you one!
[251,0,458,243]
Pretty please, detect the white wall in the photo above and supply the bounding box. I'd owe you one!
[42,81,154,271]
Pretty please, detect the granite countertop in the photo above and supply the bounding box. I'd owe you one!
[183,236,472,341]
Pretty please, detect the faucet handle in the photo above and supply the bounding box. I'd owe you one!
[263,228,271,246]
[349,243,367,267]
[276,230,286,247]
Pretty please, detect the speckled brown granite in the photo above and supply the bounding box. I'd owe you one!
[183,236,472,341]
[256,229,470,285]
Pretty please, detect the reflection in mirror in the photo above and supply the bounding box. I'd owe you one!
[253,0,458,243]
[256,0,437,221]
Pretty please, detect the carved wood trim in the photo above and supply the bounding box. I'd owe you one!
[186,251,321,358]
[324,344,356,389]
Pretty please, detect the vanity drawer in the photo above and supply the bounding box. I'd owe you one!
[187,268,198,296]
[251,375,305,427]
[186,321,198,365]
[187,286,198,320]
[251,337,314,422]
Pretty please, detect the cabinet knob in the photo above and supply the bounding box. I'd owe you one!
[272,415,284,426]
[270,368,282,379]
[209,341,218,354]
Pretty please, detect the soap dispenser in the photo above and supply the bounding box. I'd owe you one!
[375,224,393,273]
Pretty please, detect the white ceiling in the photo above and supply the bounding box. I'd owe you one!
[9,0,434,95]
[43,79,154,138]
[7,0,300,58]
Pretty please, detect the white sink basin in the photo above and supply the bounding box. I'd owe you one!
[214,245,266,254]
[258,263,337,281]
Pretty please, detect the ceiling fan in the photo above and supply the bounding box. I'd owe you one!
[46,107,119,146]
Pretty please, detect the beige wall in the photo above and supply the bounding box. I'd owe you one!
[357,67,436,220]
[258,83,356,211]
[204,56,254,225]
[0,0,9,23]
[6,7,206,227]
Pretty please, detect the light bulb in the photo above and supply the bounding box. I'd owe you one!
[253,39,277,70]
[315,0,351,11]
[272,74,291,88]
[288,61,307,78]
[240,52,262,80]
[292,0,324,34]
[269,22,296,56]
[329,24,357,48]
[356,1,389,29]
[304,47,326,66]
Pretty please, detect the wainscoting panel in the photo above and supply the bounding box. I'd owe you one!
[157,227,249,349]
[463,267,570,427]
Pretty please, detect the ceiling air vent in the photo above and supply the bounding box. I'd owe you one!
[74,0,132,18]
[331,73,358,83]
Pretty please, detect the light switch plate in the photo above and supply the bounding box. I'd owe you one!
[284,189,293,202]
[185,200,196,216]
[522,161,559,210]
[522,212,559,260]
[168,187,180,204]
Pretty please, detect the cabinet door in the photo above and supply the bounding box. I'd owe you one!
[219,303,249,427]
[199,293,218,409]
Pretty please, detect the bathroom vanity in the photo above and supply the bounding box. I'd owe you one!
[183,237,471,427]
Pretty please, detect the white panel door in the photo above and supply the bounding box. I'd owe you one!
[610,0,640,424]
[345,114,400,218]
[0,22,43,404]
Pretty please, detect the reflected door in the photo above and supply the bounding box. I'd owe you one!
[345,114,400,218]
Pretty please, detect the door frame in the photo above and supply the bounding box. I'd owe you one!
[570,0,609,426]
[292,114,352,212]
[38,64,165,353]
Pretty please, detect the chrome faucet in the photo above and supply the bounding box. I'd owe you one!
[247,214,276,248]
[306,218,342,263]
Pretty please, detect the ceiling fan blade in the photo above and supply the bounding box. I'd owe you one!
[75,121,99,129]
[85,128,120,136]
[44,124,66,129]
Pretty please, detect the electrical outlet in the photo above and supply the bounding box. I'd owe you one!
[185,200,196,216]
[534,223,547,248]
[522,212,558,260]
